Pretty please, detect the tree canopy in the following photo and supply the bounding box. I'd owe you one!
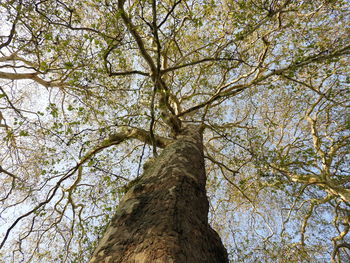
[0,0,349,262]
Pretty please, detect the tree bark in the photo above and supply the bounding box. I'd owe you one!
[89,125,229,263]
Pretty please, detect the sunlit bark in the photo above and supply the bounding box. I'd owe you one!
[89,125,228,263]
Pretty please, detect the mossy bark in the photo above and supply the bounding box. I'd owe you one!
[89,125,228,263]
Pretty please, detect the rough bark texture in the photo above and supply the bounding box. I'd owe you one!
[89,125,229,263]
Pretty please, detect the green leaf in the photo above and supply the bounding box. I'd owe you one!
[19,130,29,136]
[64,62,74,69]
[87,159,94,167]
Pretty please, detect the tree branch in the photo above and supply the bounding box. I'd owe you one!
[117,0,157,73]
[0,71,61,88]
[158,0,182,29]
[161,57,243,74]
[109,70,149,77]
[178,44,350,117]
[0,1,22,50]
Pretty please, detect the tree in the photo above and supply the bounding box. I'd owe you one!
[0,0,349,262]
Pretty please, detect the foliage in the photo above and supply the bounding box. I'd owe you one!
[0,0,349,262]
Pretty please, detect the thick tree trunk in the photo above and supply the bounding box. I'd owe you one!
[89,125,229,263]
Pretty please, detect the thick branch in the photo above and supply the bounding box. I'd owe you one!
[99,127,172,152]
[0,127,171,250]
[117,0,157,73]
[0,71,61,87]
[288,173,350,204]
[178,44,350,117]
[270,163,350,204]
[117,0,181,133]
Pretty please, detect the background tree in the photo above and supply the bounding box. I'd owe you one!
[0,0,349,262]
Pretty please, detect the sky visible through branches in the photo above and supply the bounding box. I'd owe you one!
[0,0,349,262]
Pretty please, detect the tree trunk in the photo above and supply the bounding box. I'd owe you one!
[89,125,229,263]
